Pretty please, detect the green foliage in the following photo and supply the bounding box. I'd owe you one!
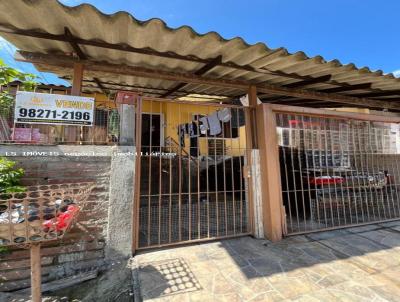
[0,246,10,255]
[0,157,26,193]
[0,59,36,115]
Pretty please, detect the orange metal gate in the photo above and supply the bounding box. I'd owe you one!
[134,98,251,249]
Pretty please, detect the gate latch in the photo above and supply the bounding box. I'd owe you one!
[242,165,251,178]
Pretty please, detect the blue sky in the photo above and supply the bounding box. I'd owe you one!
[0,37,70,85]
[2,0,400,84]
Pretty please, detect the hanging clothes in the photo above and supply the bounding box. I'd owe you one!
[108,109,120,140]
[199,116,209,134]
[177,124,186,147]
[217,108,232,123]
[189,121,199,138]
[207,112,221,136]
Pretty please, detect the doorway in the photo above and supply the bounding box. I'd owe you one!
[141,113,163,153]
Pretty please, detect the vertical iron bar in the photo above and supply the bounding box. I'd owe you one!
[317,117,328,228]
[230,109,236,235]
[278,113,293,231]
[178,103,182,242]
[295,115,307,230]
[288,114,301,230]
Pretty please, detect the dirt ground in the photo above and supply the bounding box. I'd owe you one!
[0,260,134,302]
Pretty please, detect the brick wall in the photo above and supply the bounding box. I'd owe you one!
[0,146,113,292]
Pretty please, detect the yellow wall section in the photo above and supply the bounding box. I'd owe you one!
[80,94,247,155]
[143,100,247,156]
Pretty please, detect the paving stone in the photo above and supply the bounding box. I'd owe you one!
[359,229,400,248]
[248,290,285,302]
[288,289,338,302]
[377,220,400,227]
[388,225,400,232]
[134,231,400,302]
[347,224,383,233]
[365,274,400,301]
[268,275,322,299]
[327,280,389,302]
[305,229,351,241]
[380,265,400,287]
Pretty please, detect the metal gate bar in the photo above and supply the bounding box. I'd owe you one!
[135,98,251,249]
[276,111,400,234]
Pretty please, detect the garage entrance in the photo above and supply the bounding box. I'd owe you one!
[275,109,400,235]
[135,98,251,249]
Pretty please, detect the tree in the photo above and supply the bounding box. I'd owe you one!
[0,59,36,116]
[0,156,25,193]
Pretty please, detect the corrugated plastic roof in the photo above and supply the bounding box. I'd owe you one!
[0,0,399,106]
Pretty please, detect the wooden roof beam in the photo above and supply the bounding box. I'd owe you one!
[64,27,88,60]
[284,75,332,88]
[74,78,231,97]
[15,50,400,110]
[161,55,222,98]
[261,82,372,102]
[354,90,400,98]
[92,77,109,94]
[259,95,298,104]
[320,83,372,93]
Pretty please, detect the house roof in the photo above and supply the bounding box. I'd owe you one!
[0,0,399,108]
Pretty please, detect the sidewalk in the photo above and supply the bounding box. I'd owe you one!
[133,221,400,301]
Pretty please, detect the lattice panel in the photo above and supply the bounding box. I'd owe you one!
[0,183,94,246]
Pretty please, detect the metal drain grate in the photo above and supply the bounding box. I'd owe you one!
[139,258,201,298]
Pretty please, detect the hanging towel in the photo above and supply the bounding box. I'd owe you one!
[208,112,221,136]
[217,108,232,123]
[199,116,209,134]
[177,124,186,147]
[189,121,199,138]
[108,109,120,139]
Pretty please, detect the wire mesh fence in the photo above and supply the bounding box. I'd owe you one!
[276,112,400,234]
[0,182,94,247]
[0,85,120,145]
[136,99,250,248]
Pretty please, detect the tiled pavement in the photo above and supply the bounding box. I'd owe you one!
[133,221,400,301]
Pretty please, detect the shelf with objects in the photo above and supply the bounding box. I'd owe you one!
[0,182,94,302]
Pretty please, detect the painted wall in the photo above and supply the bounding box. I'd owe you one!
[142,100,247,156]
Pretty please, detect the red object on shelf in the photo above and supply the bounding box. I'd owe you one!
[42,204,80,232]
[115,91,139,105]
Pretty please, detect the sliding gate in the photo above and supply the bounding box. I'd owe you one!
[135,98,251,249]
[274,107,400,235]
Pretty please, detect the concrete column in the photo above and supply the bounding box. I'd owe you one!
[251,149,264,238]
[105,146,135,259]
[119,104,135,146]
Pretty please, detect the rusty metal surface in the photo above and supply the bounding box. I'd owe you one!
[276,111,400,234]
[0,182,94,246]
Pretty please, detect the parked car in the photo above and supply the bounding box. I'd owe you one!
[279,146,392,219]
